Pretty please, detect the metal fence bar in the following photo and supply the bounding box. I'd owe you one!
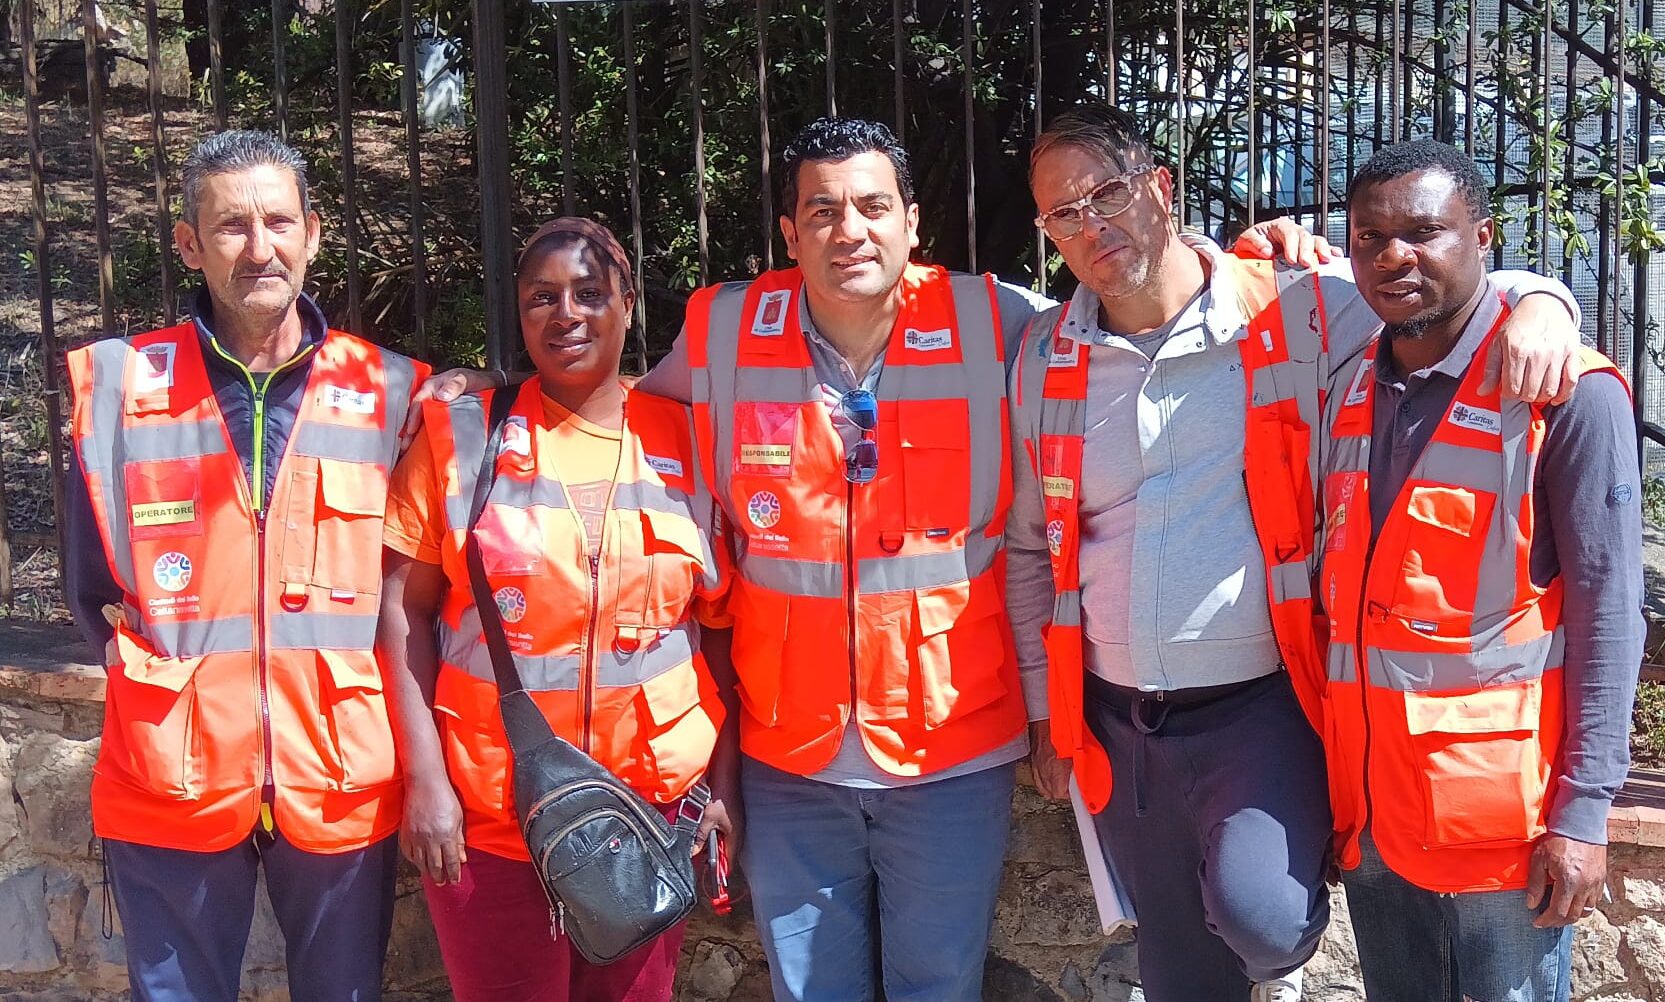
[1391,0,1403,141]
[473,0,516,368]
[1596,3,1614,357]
[81,0,114,340]
[1561,0,1579,288]
[1034,0,1046,293]
[826,3,837,117]
[335,0,363,334]
[144,0,176,326]
[399,0,427,358]
[1612,0,1625,369]
[622,2,648,366]
[1174,0,1186,222]
[272,0,289,141]
[757,0,775,270]
[557,5,576,216]
[1494,0,1509,270]
[207,0,228,128]
[1538,0,1552,268]
[962,0,977,271]
[21,0,69,584]
[1319,0,1332,238]
[1465,0,1477,155]
[893,0,906,140]
[1247,0,1256,226]
[691,0,710,285]
[1631,0,1652,467]
[1105,0,1116,102]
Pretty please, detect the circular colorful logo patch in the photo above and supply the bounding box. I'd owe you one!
[493,586,527,624]
[1045,519,1065,557]
[152,551,193,593]
[747,491,782,529]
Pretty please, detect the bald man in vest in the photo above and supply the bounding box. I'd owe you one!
[65,130,447,1000]
[1009,104,1592,1001]
[1316,140,1640,1002]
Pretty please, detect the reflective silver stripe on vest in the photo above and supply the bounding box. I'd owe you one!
[1269,559,1312,603]
[1051,588,1082,627]
[83,339,140,592]
[740,554,842,598]
[1328,641,1357,683]
[138,614,256,658]
[487,473,573,512]
[948,273,1008,534]
[859,534,1001,593]
[680,408,723,593]
[290,422,388,464]
[378,348,419,461]
[1367,627,1563,691]
[270,611,379,651]
[120,420,231,462]
[1266,266,1326,518]
[442,395,490,530]
[437,612,697,691]
[732,367,821,404]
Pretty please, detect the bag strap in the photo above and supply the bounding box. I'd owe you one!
[460,384,550,761]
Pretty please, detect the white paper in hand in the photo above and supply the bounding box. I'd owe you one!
[1068,774,1136,934]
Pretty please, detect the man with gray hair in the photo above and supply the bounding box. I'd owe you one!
[66,129,431,1000]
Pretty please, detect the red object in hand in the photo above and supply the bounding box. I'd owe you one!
[705,833,732,916]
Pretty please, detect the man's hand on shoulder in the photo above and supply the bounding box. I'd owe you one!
[1480,293,1584,405]
[1232,217,1339,270]
[402,368,510,441]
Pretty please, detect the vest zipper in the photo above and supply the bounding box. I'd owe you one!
[207,335,316,836]
[582,552,601,753]
[845,479,857,723]
[1354,537,1381,842]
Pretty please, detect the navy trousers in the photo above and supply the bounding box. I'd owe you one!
[104,832,398,1002]
[1082,670,1333,1002]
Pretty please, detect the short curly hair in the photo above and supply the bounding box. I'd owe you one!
[1347,140,1493,220]
[780,118,914,214]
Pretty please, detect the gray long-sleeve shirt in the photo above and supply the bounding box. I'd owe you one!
[1356,282,1643,845]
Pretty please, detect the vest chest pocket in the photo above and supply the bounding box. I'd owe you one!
[1390,482,1497,625]
[634,507,705,628]
[1403,682,1549,848]
[97,621,206,801]
[899,429,970,534]
[125,459,204,541]
[280,459,387,600]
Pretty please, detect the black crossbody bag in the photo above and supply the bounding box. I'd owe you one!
[461,385,705,965]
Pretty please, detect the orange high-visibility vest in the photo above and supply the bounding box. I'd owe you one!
[1016,258,1331,813]
[1319,300,1623,892]
[68,324,425,853]
[685,264,1027,777]
[422,383,728,860]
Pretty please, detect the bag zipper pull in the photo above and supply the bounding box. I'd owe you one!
[550,900,566,940]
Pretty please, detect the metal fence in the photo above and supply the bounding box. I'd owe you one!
[11,0,1665,590]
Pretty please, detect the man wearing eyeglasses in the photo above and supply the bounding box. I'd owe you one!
[1008,103,1589,1001]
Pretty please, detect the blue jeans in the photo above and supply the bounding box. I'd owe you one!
[739,755,1016,1002]
[104,833,398,1001]
[1343,834,1573,1002]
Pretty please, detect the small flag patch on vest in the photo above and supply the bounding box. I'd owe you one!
[752,290,792,337]
[1448,403,1501,435]
[131,500,196,527]
[739,444,792,467]
[1048,335,1080,368]
[904,328,954,352]
[134,343,176,394]
[322,384,377,414]
[1042,475,1075,498]
[645,454,684,478]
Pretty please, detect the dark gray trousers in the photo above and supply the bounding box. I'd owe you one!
[1083,670,1332,1002]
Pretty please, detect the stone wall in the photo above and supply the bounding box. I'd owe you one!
[3,637,1663,1002]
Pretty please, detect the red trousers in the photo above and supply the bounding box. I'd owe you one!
[423,847,686,1002]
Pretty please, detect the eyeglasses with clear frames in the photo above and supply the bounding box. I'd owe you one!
[1033,163,1156,241]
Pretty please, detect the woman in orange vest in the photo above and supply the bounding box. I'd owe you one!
[377,217,738,1002]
